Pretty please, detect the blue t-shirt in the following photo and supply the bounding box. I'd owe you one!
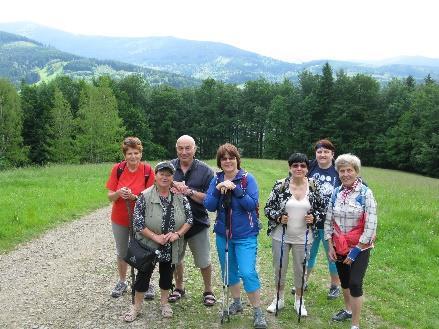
[309,164,341,228]
[171,158,214,226]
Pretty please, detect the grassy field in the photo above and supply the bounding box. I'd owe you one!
[0,163,112,251]
[1,160,438,328]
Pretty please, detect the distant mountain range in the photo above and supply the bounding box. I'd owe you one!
[0,31,198,87]
[1,21,439,85]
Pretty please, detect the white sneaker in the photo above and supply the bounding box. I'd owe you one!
[294,299,308,317]
[266,298,285,313]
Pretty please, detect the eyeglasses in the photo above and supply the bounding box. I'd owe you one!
[291,163,307,169]
[221,156,236,162]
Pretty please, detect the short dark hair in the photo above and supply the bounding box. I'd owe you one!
[314,139,335,152]
[288,153,309,168]
[216,143,241,169]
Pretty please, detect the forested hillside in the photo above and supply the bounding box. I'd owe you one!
[2,22,439,84]
[0,31,199,87]
[1,63,437,177]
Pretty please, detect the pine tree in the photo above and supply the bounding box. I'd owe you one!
[0,79,28,167]
[76,83,125,163]
[47,88,77,163]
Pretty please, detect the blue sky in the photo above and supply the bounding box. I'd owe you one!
[1,0,437,63]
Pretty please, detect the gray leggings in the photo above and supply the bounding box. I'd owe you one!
[271,239,310,291]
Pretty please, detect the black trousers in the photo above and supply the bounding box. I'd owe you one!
[134,260,174,292]
[336,248,370,297]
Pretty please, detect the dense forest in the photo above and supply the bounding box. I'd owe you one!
[1,63,437,177]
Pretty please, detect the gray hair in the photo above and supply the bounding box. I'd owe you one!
[335,153,361,173]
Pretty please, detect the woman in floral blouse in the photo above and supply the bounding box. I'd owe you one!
[123,161,193,322]
[264,153,325,317]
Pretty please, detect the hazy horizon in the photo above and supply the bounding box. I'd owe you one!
[1,0,438,63]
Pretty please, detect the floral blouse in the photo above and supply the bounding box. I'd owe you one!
[264,177,326,236]
[134,192,193,262]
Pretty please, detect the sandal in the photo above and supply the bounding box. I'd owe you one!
[123,304,142,322]
[161,303,173,318]
[168,288,185,303]
[203,291,216,307]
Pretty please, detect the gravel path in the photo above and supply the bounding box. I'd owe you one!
[0,206,173,329]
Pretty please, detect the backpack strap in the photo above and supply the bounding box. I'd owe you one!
[117,161,152,188]
[239,171,260,220]
[116,161,127,180]
[143,163,152,187]
[240,171,248,190]
[356,184,368,211]
[331,186,341,208]
[331,184,368,210]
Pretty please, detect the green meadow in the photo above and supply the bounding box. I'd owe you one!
[1,160,438,328]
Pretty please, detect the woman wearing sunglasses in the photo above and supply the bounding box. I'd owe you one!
[204,143,267,329]
[264,153,325,316]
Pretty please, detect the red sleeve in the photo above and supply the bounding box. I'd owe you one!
[145,162,155,188]
[106,163,119,191]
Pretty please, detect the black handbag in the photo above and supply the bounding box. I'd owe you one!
[124,193,174,272]
[124,238,159,272]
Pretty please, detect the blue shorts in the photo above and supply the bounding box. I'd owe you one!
[215,234,261,293]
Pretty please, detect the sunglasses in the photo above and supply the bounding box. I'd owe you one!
[291,163,307,169]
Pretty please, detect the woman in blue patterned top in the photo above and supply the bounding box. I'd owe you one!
[306,139,342,299]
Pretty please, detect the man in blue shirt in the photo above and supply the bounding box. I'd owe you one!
[169,135,216,306]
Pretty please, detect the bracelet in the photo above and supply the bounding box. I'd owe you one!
[188,189,194,197]
[175,232,181,238]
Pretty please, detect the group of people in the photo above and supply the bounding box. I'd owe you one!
[105,136,378,329]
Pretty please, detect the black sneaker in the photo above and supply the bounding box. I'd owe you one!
[332,309,352,322]
[327,285,340,299]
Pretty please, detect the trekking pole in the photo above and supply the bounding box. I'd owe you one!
[221,190,232,324]
[125,199,136,305]
[275,218,287,316]
[298,223,311,323]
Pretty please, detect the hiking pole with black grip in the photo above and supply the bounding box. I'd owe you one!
[221,190,232,324]
[275,212,287,316]
[298,219,311,323]
[125,199,136,305]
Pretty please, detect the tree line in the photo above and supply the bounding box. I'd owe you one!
[1,63,437,177]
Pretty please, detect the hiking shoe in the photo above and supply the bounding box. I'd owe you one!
[294,299,308,317]
[291,282,308,295]
[228,300,243,315]
[266,298,285,313]
[332,309,352,322]
[111,281,127,298]
[144,283,155,300]
[253,308,267,329]
[327,285,341,299]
